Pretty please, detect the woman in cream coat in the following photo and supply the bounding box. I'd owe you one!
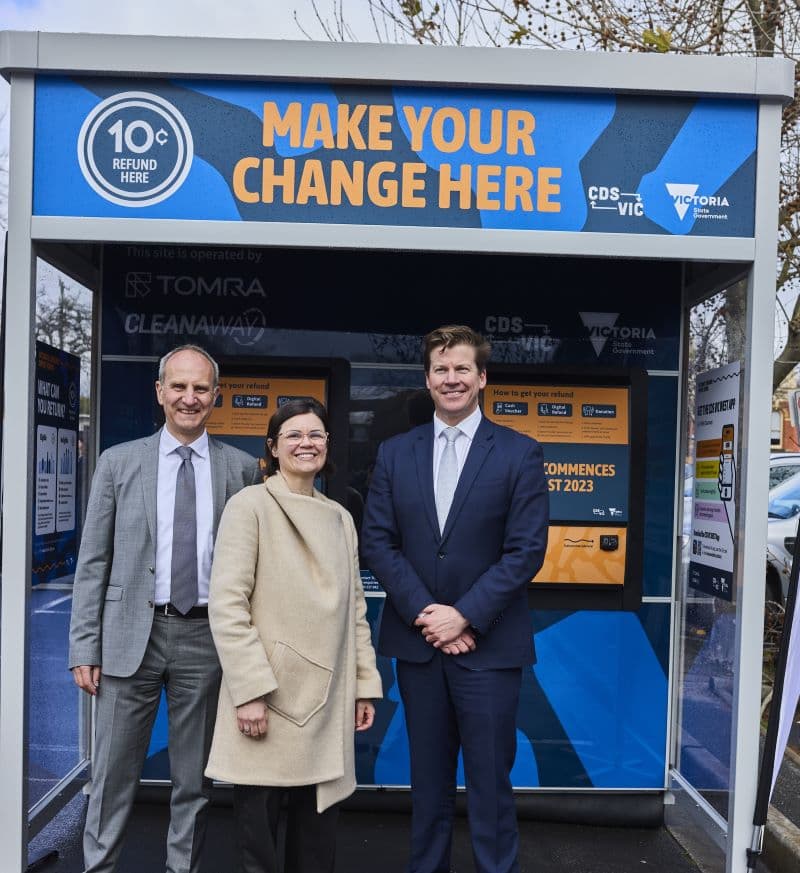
[206,398,382,873]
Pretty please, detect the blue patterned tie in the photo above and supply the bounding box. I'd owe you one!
[436,427,460,533]
[170,446,197,614]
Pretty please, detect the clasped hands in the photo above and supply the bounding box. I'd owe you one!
[414,604,476,655]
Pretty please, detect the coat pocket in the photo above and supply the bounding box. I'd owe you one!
[104,586,123,601]
[266,641,333,727]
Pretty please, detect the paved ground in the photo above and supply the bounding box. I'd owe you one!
[765,747,800,873]
[772,746,800,827]
[30,792,703,873]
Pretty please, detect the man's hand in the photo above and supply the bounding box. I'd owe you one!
[236,698,269,739]
[441,628,477,656]
[72,665,101,696]
[355,699,376,732]
[415,604,469,648]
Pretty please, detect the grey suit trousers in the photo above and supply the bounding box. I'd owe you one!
[83,613,221,873]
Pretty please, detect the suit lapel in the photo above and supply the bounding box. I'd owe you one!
[440,417,495,543]
[413,425,440,541]
[208,436,227,534]
[140,430,160,548]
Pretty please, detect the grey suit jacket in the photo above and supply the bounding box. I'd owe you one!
[68,429,261,677]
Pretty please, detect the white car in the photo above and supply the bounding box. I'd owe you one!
[766,470,800,604]
[683,453,800,604]
[768,452,800,489]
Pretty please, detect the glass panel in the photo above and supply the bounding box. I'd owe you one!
[674,280,747,821]
[28,259,93,810]
[768,463,800,489]
[97,244,681,789]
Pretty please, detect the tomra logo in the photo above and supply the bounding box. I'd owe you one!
[665,183,699,220]
[126,271,152,298]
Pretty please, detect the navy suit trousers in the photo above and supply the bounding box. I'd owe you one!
[396,654,522,873]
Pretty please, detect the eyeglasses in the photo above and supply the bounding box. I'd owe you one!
[277,430,329,446]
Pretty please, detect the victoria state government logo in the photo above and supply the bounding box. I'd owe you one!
[579,312,656,358]
[77,92,194,208]
[665,182,730,223]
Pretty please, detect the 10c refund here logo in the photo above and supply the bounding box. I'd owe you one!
[77,91,194,207]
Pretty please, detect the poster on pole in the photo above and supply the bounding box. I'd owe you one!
[688,361,740,601]
[32,341,81,585]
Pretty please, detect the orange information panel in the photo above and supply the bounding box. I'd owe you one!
[535,526,627,586]
[484,384,629,445]
[482,381,632,588]
[206,377,326,437]
[696,437,723,458]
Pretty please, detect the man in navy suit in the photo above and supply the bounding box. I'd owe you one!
[362,325,549,873]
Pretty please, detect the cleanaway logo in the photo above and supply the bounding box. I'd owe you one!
[579,312,619,357]
[665,183,699,220]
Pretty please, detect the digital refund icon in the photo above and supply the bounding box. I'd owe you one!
[77,91,194,207]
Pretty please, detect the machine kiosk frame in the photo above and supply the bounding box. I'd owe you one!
[484,364,648,612]
[0,30,793,873]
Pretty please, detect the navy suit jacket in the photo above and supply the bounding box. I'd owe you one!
[361,416,548,669]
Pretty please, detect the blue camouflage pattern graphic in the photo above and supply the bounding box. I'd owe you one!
[143,603,669,788]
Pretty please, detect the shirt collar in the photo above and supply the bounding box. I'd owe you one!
[433,405,482,441]
[159,427,209,459]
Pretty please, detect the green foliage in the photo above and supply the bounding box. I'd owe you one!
[642,27,672,53]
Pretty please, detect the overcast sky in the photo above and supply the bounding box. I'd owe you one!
[0,0,370,40]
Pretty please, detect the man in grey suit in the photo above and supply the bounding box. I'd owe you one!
[69,344,261,873]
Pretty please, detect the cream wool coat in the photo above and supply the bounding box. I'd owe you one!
[205,474,382,812]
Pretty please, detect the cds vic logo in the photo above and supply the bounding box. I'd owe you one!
[77,92,193,207]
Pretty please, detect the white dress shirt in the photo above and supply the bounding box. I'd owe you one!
[155,428,215,606]
[432,405,482,500]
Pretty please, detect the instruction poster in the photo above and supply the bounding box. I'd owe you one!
[689,362,740,601]
[484,383,630,586]
[206,375,327,438]
[32,342,81,585]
